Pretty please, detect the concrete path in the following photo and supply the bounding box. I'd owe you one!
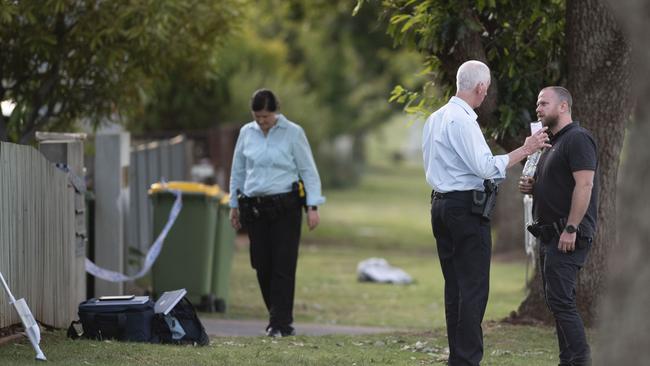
[200,317,395,337]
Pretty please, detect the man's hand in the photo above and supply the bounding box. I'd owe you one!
[519,176,535,194]
[558,231,577,253]
[523,127,552,154]
[507,127,552,168]
[230,208,241,230]
[307,207,320,231]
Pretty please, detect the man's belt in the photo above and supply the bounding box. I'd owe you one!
[527,218,566,242]
[431,180,498,221]
[431,190,473,201]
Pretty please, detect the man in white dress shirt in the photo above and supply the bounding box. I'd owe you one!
[423,60,550,365]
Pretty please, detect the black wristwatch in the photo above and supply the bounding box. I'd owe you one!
[564,224,577,234]
[308,206,318,211]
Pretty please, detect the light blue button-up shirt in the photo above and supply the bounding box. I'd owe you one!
[422,96,509,193]
[229,114,325,208]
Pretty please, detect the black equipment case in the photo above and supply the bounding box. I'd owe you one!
[75,296,155,342]
[68,292,209,345]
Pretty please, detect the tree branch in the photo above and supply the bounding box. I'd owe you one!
[19,98,58,144]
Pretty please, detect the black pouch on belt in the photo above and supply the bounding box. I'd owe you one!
[471,180,498,220]
[471,191,487,216]
[527,221,542,238]
[236,191,259,224]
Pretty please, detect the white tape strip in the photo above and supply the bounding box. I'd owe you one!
[85,189,183,282]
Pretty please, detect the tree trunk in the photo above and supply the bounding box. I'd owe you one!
[516,0,633,326]
[492,161,526,254]
[352,131,367,166]
[594,0,650,363]
[594,82,650,364]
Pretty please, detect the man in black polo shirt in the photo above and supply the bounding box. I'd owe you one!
[519,86,598,366]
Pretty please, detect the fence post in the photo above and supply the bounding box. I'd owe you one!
[94,132,130,296]
[36,132,87,305]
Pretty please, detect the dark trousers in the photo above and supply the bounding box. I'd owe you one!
[247,203,302,332]
[539,238,592,366]
[431,192,491,366]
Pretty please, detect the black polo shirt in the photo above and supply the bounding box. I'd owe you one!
[532,122,599,238]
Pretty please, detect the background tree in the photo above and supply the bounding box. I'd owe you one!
[0,0,245,143]
[365,0,633,324]
[274,0,423,184]
[593,0,649,363]
[374,0,565,149]
[132,0,423,187]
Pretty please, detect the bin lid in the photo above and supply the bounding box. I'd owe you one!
[220,194,231,205]
[148,181,223,197]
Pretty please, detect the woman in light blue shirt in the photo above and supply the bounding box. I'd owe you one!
[229,89,325,337]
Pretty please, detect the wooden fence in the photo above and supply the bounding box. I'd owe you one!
[0,142,83,329]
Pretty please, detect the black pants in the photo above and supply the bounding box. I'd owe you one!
[246,201,302,332]
[431,192,491,366]
[539,238,592,366]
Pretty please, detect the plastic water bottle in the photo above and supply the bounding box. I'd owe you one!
[522,121,543,178]
[522,150,541,177]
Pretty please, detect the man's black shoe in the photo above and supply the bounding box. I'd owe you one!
[266,327,282,338]
[280,328,296,337]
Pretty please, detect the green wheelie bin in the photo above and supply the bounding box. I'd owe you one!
[149,182,221,308]
[210,194,237,312]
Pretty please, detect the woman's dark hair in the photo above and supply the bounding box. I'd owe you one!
[251,89,279,112]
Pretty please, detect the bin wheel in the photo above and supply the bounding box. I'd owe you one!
[199,294,217,312]
[214,298,226,313]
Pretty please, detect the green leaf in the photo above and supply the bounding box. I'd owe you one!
[390,14,411,26]
[477,0,486,12]
[401,15,421,33]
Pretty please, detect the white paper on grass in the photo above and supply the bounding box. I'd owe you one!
[357,258,413,285]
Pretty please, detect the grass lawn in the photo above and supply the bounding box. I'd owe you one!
[210,244,529,331]
[303,163,434,251]
[2,324,565,365]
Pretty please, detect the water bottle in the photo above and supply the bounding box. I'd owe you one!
[522,121,543,178]
[522,150,541,177]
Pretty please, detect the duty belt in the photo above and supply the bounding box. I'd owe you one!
[431,190,473,201]
[237,190,300,224]
[238,190,298,206]
[527,219,566,242]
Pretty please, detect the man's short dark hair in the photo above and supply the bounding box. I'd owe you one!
[545,86,573,112]
[251,89,279,112]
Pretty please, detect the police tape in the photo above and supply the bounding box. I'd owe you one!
[85,189,183,282]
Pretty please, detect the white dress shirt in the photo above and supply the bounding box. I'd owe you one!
[422,96,509,193]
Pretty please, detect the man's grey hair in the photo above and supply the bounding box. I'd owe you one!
[543,86,573,112]
[456,60,491,92]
